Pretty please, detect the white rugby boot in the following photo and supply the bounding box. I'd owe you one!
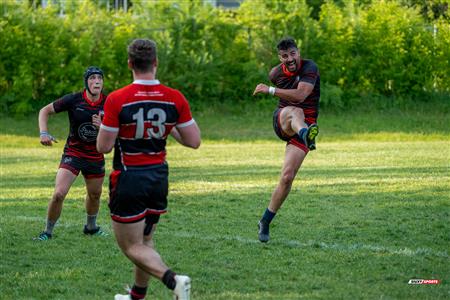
[173,275,191,300]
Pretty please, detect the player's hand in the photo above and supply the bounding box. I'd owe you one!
[40,132,57,146]
[92,114,102,128]
[253,83,269,96]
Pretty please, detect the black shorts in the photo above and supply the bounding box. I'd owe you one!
[272,108,313,153]
[59,154,105,178]
[109,163,168,223]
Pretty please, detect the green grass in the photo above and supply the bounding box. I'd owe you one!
[1,105,449,299]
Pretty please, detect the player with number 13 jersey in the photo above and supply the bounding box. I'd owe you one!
[101,80,194,170]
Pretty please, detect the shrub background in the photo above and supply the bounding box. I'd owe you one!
[0,0,449,115]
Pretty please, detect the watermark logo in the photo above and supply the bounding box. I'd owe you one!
[408,279,441,285]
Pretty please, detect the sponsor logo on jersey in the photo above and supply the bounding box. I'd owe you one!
[78,122,98,142]
[63,156,72,164]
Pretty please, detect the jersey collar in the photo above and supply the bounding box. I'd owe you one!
[281,60,303,77]
[82,89,104,106]
[133,79,160,85]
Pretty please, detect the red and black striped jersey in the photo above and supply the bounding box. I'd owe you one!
[101,80,194,170]
[269,59,320,124]
[52,90,106,161]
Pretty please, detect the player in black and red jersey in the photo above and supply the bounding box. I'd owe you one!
[253,37,320,243]
[35,66,108,241]
[97,39,200,300]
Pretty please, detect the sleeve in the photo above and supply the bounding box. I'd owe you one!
[268,66,279,85]
[52,93,74,113]
[300,61,319,86]
[100,93,120,132]
[174,90,194,128]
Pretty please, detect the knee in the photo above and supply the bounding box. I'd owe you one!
[88,190,102,201]
[122,244,134,258]
[292,107,305,118]
[52,190,67,203]
[280,170,296,186]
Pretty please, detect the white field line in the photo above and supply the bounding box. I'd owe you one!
[15,216,449,258]
[173,231,449,258]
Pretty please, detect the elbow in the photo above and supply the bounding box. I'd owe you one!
[96,146,108,154]
[186,136,201,149]
[188,139,201,149]
[96,143,112,154]
[293,95,306,103]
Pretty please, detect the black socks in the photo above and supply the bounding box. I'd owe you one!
[162,269,177,290]
[130,284,147,300]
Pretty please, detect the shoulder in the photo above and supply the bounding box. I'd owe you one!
[106,85,133,102]
[61,91,82,101]
[301,59,319,72]
[160,84,187,102]
[55,91,82,105]
[269,64,283,81]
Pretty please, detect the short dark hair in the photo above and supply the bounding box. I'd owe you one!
[276,37,298,51]
[127,39,157,73]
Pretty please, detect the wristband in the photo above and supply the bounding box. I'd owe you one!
[40,131,57,142]
[268,86,276,96]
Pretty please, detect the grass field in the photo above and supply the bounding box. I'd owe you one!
[1,104,449,299]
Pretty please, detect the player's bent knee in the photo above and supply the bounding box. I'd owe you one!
[291,107,305,118]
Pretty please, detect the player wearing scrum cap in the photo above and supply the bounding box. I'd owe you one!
[35,66,108,241]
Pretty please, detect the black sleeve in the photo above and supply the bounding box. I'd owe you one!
[52,93,76,113]
[300,61,319,86]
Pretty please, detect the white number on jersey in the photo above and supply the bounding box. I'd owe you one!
[132,107,167,139]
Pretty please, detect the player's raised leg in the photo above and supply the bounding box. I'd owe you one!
[35,168,77,240]
[280,106,318,149]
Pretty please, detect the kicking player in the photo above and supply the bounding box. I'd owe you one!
[35,66,108,240]
[253,37,320,242]
[97,39,200,300]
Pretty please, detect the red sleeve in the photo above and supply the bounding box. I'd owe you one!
[174,90,193,127]
[101,93,120,130]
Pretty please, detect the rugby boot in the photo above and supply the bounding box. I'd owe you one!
[114,286,131,300]
[258,220,270,243]
[114,294,131,300]
[173,275,191,300]
[299,124,319,150]
[34,231,52,241]
[307,124,319,150]
[83,225,108,236]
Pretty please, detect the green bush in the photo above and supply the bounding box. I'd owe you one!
[0,0,448,116]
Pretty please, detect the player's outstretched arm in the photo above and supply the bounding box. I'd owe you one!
[171,123,201,149]
[38,103,57,146]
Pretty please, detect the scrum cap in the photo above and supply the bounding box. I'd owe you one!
[83,66,103,94]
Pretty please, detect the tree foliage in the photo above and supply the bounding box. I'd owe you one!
[0,0,448,115]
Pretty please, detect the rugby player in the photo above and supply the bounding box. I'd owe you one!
[97,39,200,300]
[253,37,320,243]
[35,66,108,240]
